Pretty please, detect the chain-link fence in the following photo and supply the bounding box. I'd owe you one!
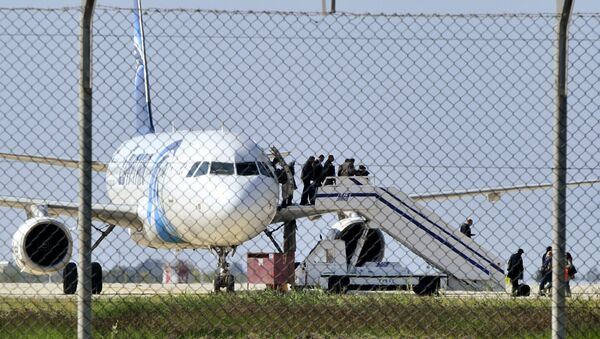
[1,6,599,338]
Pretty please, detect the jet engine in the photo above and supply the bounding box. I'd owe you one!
[12,217,73,275]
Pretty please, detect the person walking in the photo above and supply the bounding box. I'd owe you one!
[459,218,474,238]
[565,252,575,297]
[541,246,552,266]
[538,248,552,296]
[507,249,525,296]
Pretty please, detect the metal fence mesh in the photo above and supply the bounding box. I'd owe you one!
[1,6,599,338]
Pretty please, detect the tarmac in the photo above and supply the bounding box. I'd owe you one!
[1,282,599,298]
[0,282,264,297]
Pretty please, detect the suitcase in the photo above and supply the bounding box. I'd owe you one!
[516,284,531,297]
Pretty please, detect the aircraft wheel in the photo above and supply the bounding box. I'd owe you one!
[328,276,349,294]
[413,276,440,296]
[91,262,103,294]
[213,276,222,293]
[63,262,78,295]
[225,274,235,292]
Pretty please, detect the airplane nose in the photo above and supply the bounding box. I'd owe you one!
[209,177,278,243]
[180,176,279,245]
[221,179,276,215]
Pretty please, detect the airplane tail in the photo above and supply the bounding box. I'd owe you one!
[133,0,155,135]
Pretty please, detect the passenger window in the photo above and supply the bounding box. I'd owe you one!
[236,162,259,176]
[257,162,275,178]
[210,162,234,175]
[194,162,209,176]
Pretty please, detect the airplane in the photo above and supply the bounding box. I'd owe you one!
[0,0,323,294]
[1,1,599,295]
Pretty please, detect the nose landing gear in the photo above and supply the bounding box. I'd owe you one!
[212,246,236,293]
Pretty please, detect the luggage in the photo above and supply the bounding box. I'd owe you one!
[515,284,531,297]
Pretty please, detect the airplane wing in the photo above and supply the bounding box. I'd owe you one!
[271,205,338,224]
[0,152,107,172]
[409,178,600,202]
[0,196,140,229]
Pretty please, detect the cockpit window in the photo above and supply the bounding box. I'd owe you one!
[194,162,209,176]
[236,162,259,176]
[186,162,200,177]
[210,162,234,175]
[186,161,209,177]
[257,162,275,178]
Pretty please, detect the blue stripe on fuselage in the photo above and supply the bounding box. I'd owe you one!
[147,140,184,243]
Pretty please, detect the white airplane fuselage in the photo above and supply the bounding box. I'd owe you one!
[105,130,279,248]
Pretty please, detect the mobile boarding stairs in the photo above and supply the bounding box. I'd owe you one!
[293,176,505,294]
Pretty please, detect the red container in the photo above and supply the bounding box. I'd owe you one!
[247,252,295,285]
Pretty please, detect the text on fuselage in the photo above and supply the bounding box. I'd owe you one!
[117,152,153,186]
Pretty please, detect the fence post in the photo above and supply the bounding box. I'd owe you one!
[553,1,573,339]
[79,1,96,338]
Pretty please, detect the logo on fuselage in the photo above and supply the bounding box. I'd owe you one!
[118,152,153,186]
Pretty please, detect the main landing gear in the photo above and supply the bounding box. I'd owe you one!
[62,223,115,295]
[212,246,236,293]
[62,261,103,295]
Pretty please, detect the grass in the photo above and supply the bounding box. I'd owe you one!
[1,291,599,338]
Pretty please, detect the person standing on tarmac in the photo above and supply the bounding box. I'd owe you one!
[507,248,525,296]
[541,246,552,266]
[565,252,575,297]
[539,248,553,296]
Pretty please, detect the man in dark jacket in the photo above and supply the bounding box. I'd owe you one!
[309,156,324,205]
[459,218,473,238]
[539,248,553,295]
[507,248,525,295]
[300,156,315,205]
[314,155,324,186]
[541,246,552,266]
[322,154,336,185]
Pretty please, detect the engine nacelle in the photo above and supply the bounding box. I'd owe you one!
[328,216,385,267]
[12,217,73,275]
